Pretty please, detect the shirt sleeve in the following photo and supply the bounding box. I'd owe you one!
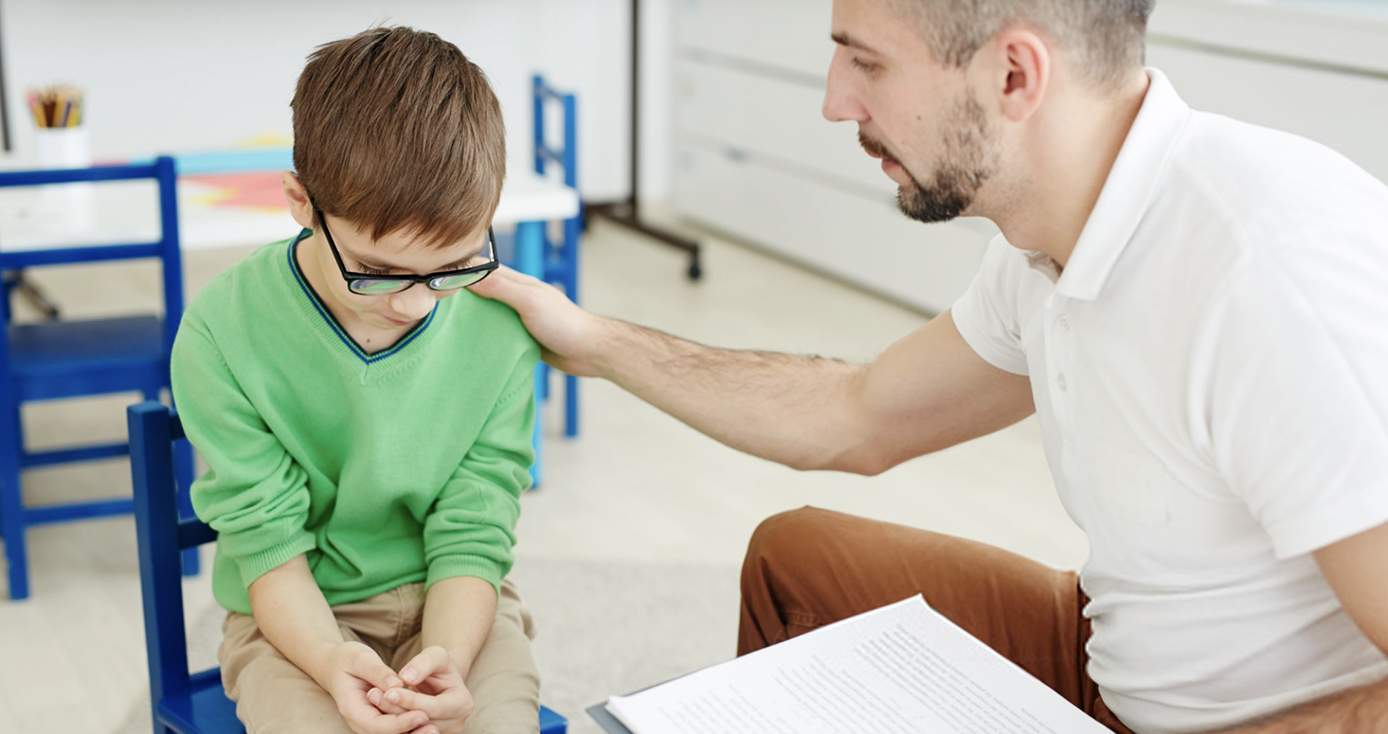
[170,313,316,587]
[422,350,537,595]
[1202,245,1388,558]
[950,235,1031,376]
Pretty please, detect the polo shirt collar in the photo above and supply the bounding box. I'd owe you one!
[1053,68,1192,301]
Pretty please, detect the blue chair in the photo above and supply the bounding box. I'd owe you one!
[532,74,581,439]
[0,157,194,600]
[127,401,568,734]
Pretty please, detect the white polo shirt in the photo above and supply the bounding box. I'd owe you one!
[951,69,1388,734]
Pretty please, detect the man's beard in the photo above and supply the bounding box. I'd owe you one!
[859,91,996,224]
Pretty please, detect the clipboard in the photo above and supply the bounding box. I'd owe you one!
[586,701,635,734]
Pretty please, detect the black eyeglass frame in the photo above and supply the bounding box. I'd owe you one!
[314,207,498,295]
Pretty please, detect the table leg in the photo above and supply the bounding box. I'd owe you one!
[514,221,545,488]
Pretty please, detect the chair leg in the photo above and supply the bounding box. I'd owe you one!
[0,407,29,600]
[564,374,579,438]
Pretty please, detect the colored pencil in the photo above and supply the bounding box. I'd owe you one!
[28,85,84,128]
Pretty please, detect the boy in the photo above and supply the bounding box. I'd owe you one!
[171,27,541,734]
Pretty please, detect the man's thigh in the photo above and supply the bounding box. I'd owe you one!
[393,577,541,734]
[739,506,1087,706]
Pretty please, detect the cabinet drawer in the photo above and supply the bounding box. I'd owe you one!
[1150,45,1388,183]
[675,143,992,314]
[675,59,892,197]
[675,0,833,78]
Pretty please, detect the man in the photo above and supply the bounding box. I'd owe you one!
[471,0,1388,731]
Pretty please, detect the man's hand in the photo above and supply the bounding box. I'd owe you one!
[366,646,475,734]
[469,265,608,377]
[325,641,432,734]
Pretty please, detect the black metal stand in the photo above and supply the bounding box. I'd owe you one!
[0,0,11,152]
[591,0,702,280]
[3,271,60,320]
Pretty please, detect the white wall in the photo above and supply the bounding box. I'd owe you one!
[1,0,678,202]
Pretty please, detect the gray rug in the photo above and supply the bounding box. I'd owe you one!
[117,558,742,734]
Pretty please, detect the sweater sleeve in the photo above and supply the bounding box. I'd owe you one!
[422,353,537,595]
[170,312,317,588]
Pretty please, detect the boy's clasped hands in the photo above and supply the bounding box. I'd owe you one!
[329,642,474,734]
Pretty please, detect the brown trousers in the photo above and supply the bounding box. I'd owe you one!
[738,507,1135,734]
[219,578,540,734]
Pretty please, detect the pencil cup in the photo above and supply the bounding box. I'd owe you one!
[36,127,94,229]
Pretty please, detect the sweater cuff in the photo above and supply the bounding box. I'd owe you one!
[233,531,318,588]
[426,557,507,598]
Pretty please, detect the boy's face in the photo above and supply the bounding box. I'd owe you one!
[280,171,489,338]
[309,212,490,332]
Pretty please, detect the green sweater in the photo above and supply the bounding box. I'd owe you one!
[170,230,538,615]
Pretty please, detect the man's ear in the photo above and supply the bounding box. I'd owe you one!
[281,171,315,230]
[982,28,1050,123]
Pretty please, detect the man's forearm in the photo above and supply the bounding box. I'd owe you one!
[1218,677,1388,734]
[422,576,498,678]
[593,317,868,471]
[247,554,347,691]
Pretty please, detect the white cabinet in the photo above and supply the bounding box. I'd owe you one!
[672,0,1388,314]
[1149,0,1388,185]
[672,0,992,314]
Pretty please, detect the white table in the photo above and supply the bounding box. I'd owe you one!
[0,166,579,484]
[0,169,579,253]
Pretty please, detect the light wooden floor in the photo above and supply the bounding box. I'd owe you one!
[0,217,1086,733]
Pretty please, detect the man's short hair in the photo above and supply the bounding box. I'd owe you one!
[891,0,1154,89]
[291,26,505,249]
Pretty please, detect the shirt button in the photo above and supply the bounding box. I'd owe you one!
[1057,314,1070,332]
[1056,373,1068,392]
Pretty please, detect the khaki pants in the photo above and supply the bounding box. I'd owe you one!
[739,507,1136,734]
[219,578,540,734]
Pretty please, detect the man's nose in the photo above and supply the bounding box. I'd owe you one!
[823,52,865,123]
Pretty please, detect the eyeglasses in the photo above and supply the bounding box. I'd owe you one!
[315,207,498,295]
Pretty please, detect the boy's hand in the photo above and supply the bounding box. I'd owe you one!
[326,641,432,734]
[367,646,474,734]
[468,265,609,378]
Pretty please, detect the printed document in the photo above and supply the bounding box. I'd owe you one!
[603,595,1110,734]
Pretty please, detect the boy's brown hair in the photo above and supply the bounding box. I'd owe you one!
[291,26,505,249]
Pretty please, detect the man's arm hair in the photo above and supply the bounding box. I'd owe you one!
[595,310,1035,474]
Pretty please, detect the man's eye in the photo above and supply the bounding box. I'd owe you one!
[851,57,877,72]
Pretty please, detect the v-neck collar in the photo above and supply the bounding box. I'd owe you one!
[285,229,438,365]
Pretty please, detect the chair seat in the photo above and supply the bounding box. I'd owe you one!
[156,680,567,734]
[157,682,244,734]
[9,315,165,399]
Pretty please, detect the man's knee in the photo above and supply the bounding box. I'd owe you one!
[743,506,839,575]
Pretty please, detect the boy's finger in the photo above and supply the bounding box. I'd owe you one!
[398,646,454,686]
[368,687,411,715]
[340,695,428,734]
[347,648,404,691]
[383,686,445,718]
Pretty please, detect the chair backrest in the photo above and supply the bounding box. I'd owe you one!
[530,75,582,298]
[0,156,185,354]
[532,75,577,189]
[128,400,219,706]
